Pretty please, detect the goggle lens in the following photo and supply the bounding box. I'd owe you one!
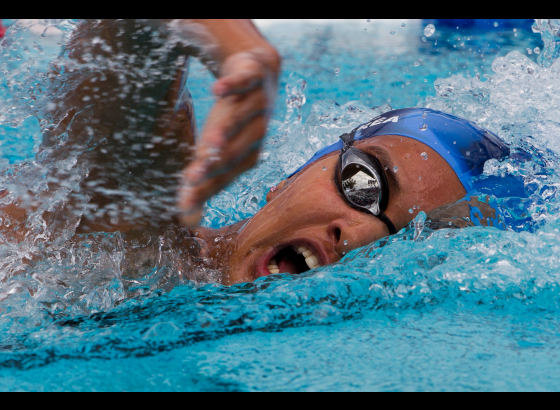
[341,164,382,215]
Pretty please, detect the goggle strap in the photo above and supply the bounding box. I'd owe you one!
[340,132,356,153]
[378,212,397,235]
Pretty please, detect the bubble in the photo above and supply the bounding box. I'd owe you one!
[334,67,340,74]
[372,70,377,75]
[422,111,428,119]
[367,19,371,22]
[421,152,428,160]
[342,252,346,256]
[424,79,428,82]
[494,22,499,27]
[424,24,435,37]
[393,166,398,173]
[534,47,541,54]
[419,176,422,180]
[449,221,452,226]
[409,209,413,214]
[322,167,327,171]
[401,23,406,27]
[390,30,395,35]
[419,123,428,131]
[513,28,517,32]
[343,240,348,246]
[527,48,533,55]
[414,61,420,67]
[453,141,457,144]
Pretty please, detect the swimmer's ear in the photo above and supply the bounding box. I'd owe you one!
[266,179,288,203]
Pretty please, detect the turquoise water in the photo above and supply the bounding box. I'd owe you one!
[1,19,560,391]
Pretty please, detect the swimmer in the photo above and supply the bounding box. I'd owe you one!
[0,106,513,285]
[191,108,512,284]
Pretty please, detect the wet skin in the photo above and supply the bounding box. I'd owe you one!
[196,134,467,285]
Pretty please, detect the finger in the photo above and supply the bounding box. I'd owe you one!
[206,89,268,143]
[183,147,260,204]
[186,113,267,185]
[213,56,266,97]
[213,73,264,97]
[178,150,260,227]
[187,90,267,173]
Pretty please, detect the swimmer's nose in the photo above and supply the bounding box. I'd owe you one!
[327,218,349,256]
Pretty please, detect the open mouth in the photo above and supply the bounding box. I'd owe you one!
[264,244,322,276]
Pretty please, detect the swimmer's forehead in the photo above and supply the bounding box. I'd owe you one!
[291,134,444,192]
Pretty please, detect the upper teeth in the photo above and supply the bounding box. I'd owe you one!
[295,246,320,269]
[267,247,321,274]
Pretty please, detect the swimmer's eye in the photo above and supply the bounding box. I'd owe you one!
[335,143,397,234]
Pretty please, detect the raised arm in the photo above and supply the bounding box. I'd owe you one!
[174,19,281,227]
[1,19,279,238]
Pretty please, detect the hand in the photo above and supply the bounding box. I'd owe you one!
[178,48,280,226]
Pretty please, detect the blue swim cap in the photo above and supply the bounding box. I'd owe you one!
[290,108,510,192]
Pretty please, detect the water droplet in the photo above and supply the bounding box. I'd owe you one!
[419,123,428,131]
[4,219,10,227]
[534,47,541,54]
[390,30,395,35]
[401,23,406,28]
[449,221,452,226]
[424,24,435,37]
[409,209,413,214]
[367,19,371,22]
[343,240,348,246]
[493,22,499,27]
[422,111,428,119]
[421,152,428,160]
[419,176,422,180]
[424,78,428,83]
[372,70,377,75]
[342,251,347,256]
[513,28,517,32]
[393,166,398,172]
[214,237,220,242]
[334,67,340,74]
[322,167,327,171]
[414,61,420,67]
[526,48,533,55]
[453,141,457,144]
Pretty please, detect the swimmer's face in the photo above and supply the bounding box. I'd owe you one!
[219,135,466,285]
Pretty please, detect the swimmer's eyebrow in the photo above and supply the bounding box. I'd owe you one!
[358,144,402,193]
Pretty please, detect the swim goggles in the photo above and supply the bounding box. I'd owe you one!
[337,132,397,235]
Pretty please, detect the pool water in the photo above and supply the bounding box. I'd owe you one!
[1,19,560,391]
